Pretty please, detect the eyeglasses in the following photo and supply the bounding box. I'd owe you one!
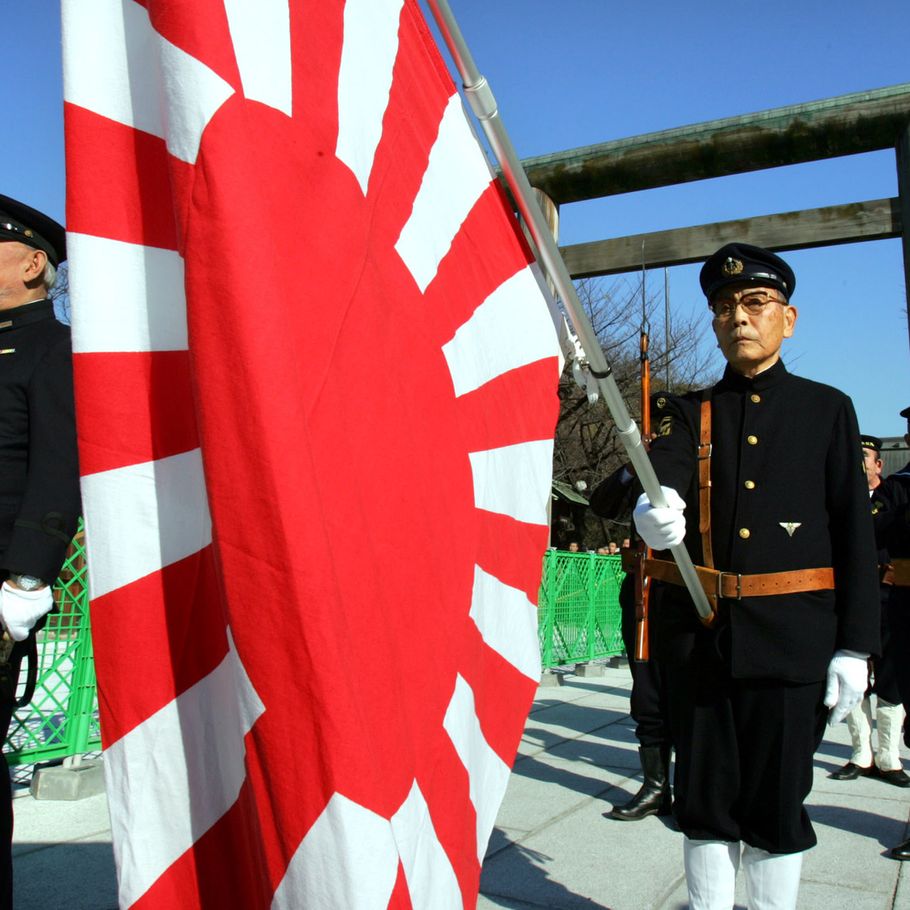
[710,292,787,320]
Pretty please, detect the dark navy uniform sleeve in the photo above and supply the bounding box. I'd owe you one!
[644,394,699,499]
[3,335,81,582]
[826,396,880,655]
[872,469,910,556]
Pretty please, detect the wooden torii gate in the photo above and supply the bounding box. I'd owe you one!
[518,82,910,346]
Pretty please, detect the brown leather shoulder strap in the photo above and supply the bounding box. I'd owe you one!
[698,390,713,569]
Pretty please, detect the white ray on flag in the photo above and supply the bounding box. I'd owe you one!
[443,675,510,863]
[157,34,235,163]
[224,0,292,116]
[391,782,461,910]
[61,0,233,163]
[61,0,164,137]
[468,439,554,526]
[442,266,560,397]
[68,234,187,353]
[81,450,212,600]
[336,0,404,194]
[273,793,399,910]
[395,93,492,293]
[468,566,541,681]
[108,629,265,909]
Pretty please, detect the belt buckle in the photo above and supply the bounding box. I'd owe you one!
[718,571,742,600]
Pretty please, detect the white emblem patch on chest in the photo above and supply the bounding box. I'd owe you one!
[779,522,802,537]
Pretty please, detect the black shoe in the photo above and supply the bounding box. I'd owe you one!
[829,761,874,781]
[877,768,910,788]
[890,837,910,860]
[608,745,672,822]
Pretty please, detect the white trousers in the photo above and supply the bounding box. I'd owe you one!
[684,838,803,910]
[845,697,905,770]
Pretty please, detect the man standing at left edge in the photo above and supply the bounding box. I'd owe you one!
[0,195,80,909]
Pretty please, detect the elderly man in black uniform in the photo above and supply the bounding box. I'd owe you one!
[871,407,910,860]
[0,195,80,908]
[632,243,879,909]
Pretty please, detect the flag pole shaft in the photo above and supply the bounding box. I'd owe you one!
[425,0,713,621]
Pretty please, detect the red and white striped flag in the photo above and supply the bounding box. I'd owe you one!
[61,1,562,906]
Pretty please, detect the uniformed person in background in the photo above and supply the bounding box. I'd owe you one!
[632,243,879,910]
[0,195,80,907]
[870,407,910,859]
[830,434,909,786]
[590,462,673,821]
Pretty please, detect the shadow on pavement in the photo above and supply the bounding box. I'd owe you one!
[13,841,118,910]
[482,831,613,910]
[809,802,910,849]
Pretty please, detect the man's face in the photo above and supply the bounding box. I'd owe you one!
[863,446,882,490]
[710,282,797,377]
[568,542,579,553]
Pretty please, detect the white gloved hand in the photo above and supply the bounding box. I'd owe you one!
[632,486,687,550]
[824,649,870,725]
[0,582,54,642]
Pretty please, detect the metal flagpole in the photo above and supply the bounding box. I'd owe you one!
[425,0,713,621]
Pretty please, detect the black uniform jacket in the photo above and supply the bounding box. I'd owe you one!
[647,359,879,683]
[0,299,80,583]
[872,464,910,559]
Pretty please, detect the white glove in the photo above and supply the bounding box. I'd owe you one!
[824,649,870,725]
[633,486,687,550]
[0,582,54,642]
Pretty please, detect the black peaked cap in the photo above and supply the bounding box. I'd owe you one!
[700,242,795,301]
[0,194,66,266]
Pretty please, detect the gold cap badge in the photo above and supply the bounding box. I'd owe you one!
[722,257,744,276]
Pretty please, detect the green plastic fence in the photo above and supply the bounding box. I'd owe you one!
[538,550,625,667]
[5,526,100,767]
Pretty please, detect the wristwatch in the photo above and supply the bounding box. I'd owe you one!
[9,574,44,591]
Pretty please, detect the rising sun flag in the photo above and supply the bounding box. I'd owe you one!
[61,0,563,906]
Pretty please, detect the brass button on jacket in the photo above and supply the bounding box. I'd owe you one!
[739,528,751,539]
[747,434,758,445]
[744,480,756,490]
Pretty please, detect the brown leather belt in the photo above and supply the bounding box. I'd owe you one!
[888,558,910,587]
[644,557,835,600]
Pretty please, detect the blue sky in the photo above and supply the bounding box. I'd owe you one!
[6,1,910,433]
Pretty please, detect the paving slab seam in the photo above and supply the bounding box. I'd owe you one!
[651,869,689,910]
[802,873,895,895]
[480,890,569,909]
[516,718,639,765]
[892,862,906,910]
[484,776,635,862]
[813,786,910,805]
[528,692,632,721]
[12,827,113,858]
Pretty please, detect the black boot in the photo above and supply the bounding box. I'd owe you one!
[609,744,671,821]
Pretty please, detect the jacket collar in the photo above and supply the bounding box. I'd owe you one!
[718,357,789,393]
[0,298,55,333]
